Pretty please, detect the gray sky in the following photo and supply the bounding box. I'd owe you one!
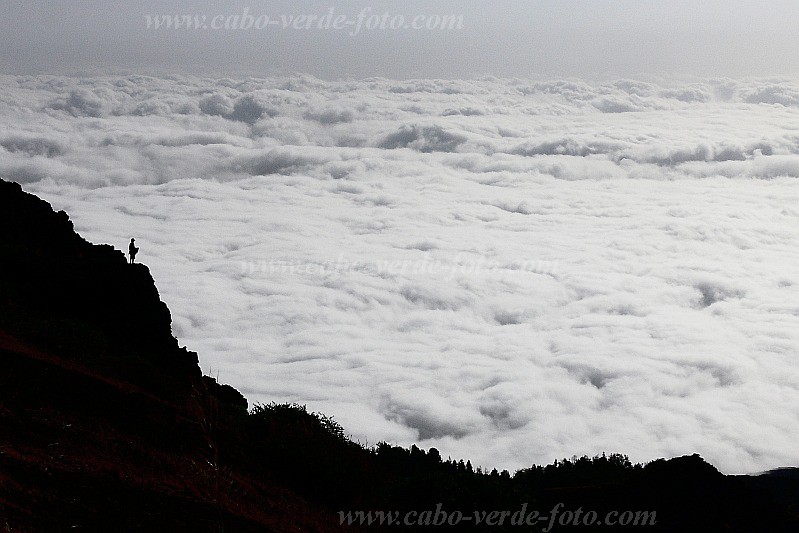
[3,0,799,79]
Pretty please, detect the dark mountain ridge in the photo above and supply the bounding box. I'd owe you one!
[0,177,797,531]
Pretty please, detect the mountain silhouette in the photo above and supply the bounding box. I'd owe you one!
[0,177,797,531]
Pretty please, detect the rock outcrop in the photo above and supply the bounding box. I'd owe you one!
[0,178,200,397]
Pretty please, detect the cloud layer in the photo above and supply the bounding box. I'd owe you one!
[4,74,799,474]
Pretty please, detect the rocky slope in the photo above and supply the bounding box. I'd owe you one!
[0,179,342,530]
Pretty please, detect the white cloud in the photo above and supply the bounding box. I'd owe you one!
[4,74,799,475]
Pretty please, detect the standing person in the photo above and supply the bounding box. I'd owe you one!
[128,238,139,264]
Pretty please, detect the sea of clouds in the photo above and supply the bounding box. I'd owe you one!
[2,74,799,474]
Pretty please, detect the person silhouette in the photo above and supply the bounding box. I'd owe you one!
[128,238,139,264]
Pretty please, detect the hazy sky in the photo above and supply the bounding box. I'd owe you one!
[3,0,799,79]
